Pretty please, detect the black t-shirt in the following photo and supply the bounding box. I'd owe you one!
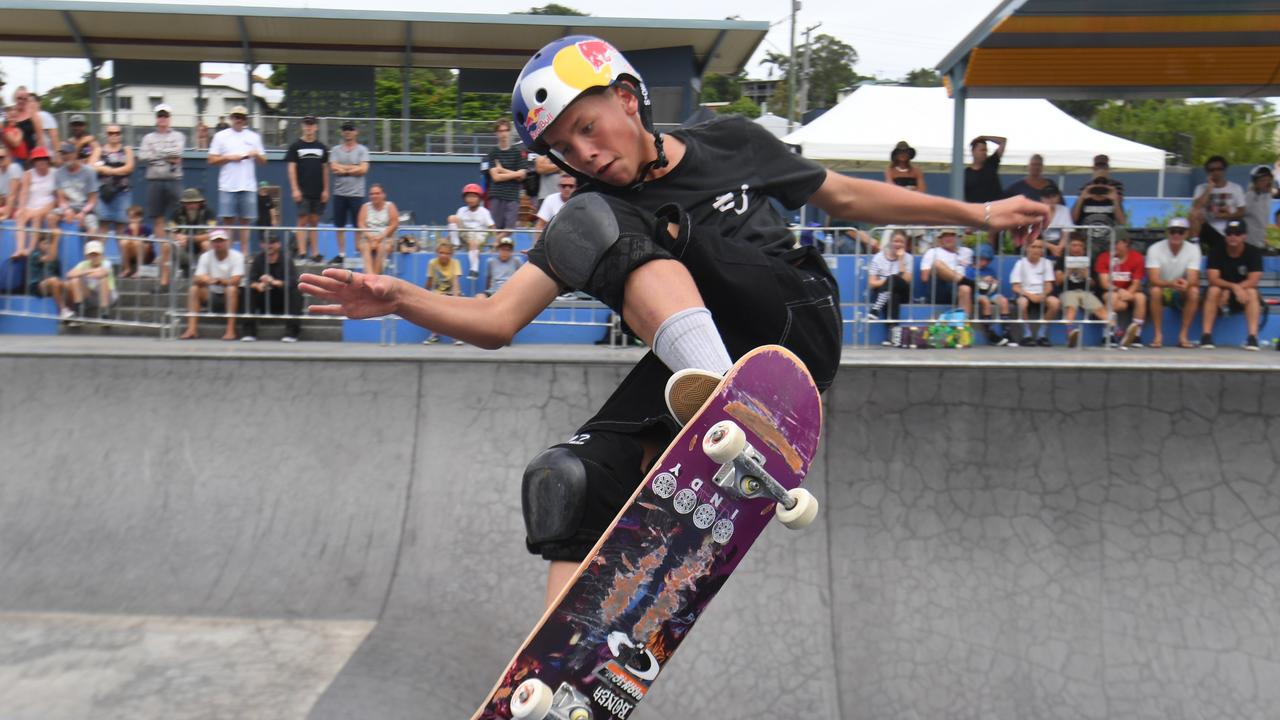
[257,194,275,226]
[1056,253,1097,292]
[964,153,1004,203]
[249,251,297,288]
[1208,243,1262,284]
[285,139,328,197]
[1076,179,1122,242]
[1005,178,1044,201]
[484,146,529,201]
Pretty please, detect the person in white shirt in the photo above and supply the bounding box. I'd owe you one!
[1243,165,1275,250]
[1039,184,1075,257]
[534,173,576,232]
[448,183,496,280]
[1145,217,1202,349]
[919,228,973,317]
[1009,237,1059,346]
[865,229,913,333]
[181,228,245,341]
[208,106,266,256]
[1190,155,1246,252]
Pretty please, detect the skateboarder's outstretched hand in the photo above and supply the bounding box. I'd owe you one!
[299,268,399,319]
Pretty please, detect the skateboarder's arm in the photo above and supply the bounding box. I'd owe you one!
[809,170,1049,230]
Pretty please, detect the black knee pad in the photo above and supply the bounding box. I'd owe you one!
[521,448,588,547]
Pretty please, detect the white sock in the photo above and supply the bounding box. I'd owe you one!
[448,223,459,244]
[653,307,732,375]
[469,248,480,273]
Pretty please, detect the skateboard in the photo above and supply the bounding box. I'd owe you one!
[472,345,823,720]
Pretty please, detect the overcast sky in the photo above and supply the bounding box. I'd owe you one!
[0,0,1004,101]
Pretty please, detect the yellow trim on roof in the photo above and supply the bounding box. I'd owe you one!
[997,15,1280,34]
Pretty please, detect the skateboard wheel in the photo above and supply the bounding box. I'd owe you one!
[703,420,746,464]
[777,488,818,529]
[510,678,553,720]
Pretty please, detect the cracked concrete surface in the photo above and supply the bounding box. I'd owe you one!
[0,346,1276,719]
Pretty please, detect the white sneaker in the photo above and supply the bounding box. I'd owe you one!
[281,336,297,343]
[59,307,75,320]
[240,335,257,342]
[664,368,724,426]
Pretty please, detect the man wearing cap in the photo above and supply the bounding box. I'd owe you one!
[1144,217,1201,349]
[165,187,217,290]
[181,227,244,341]
[243,231,302,342]
[1072,154,1127,251]
[53,141,99,246]
[918,227,973,316]
[328,122,369,264]
[285,116,329,262]
[65,114,98,163]
[1243,165,1275,250]
[65,239,117,319]
[1190,155,1245,253]
[139,104,187,290]
[208,105,266,255]
[1201,219,1262,351]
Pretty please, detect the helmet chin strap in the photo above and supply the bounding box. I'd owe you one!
[626,131,668,192]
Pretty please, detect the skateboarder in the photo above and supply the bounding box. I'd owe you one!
[300,35,1049,607]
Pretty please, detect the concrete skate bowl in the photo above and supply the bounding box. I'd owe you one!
[1,349,1277,720]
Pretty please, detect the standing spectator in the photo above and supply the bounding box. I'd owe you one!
[7,88,44,168]
[196,121,210,150]
[534,173,575,232]
[1189,155,1245,253]
[0,145,21,220]
[448,183,496,276]
[1072,155,1126,251]
[1201,219,1262,351]
[65,239,117,319]
[884,141,926,192]
[357,183,399,276]
[91,124,135,240]
[973,243,1014,345]
[11,147,56,257]
[214,116,229,133]
[1145,217,1201,349]
[2,103,31,167]
[483,118,529,242]
[64,114,98,163]
[166,188,217,286]
[256,181,278,251]
[30,93,60,158]
[530,151,562,209]
[479,237,524,298]
[117,205,152,279]
[1243,165,1273,250]
[919,227,973,316]
[1005,154,1051,201]
[54,141,99,250]
[865,229,913,333]
[423,240,462,345]
[28,234,73,320]
[329,122,370,264]
[1009,237,1060,346]
[242,232,302,343]
[208,105,266,255]
[1038,184,1074,256]
[1095,235,1146,348]
[139,104,186,291]
[1057,234,1107,348]
[285,116,329,261]
[180,228,243,341]
[964,135,1006,204]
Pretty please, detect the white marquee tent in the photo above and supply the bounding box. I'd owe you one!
[783,86,1168,173]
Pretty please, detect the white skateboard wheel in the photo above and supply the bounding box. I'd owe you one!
[703,420,746,464]
[777,488,818,529]
[510,678,553,720]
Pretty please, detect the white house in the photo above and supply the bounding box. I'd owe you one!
[96,69,283,128]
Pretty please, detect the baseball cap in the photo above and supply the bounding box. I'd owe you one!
[301,115,318,124]
[69,113,87,124]
[340,121,357,131]
[209,228,230,241]
[84,240,105,255]
[1167,217,1190,230]
[976,243,994,260]
[1224,219,1247,235]
[1251,164,1273,179]
[259,180,270,188]
[1092,154,1109,168]
[59,141,77,154]
[154,103,173,115]
[228,105,249,116]
[497,237,515,247]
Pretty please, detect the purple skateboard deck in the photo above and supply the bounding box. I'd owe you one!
[472,345,822,720]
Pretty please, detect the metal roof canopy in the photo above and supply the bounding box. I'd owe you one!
[0,0,767,75]
[933,0,1280,198]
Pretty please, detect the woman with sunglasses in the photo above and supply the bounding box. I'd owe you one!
[91,125,136,248]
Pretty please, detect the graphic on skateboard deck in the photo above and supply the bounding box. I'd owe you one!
[472,345,823,720]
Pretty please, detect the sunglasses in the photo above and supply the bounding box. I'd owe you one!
[107,131,121,135]
[1226,230,1246,236]
[559,183,576,188]
[1207,166,1225,172]
[1168,228,1187,233]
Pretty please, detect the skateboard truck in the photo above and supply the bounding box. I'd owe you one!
[702,420,819,529]
[510,680,592,720]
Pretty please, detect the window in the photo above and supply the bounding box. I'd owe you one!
[118,96,133,110]
[196,98,209,114]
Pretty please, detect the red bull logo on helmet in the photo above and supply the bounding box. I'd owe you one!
[524,105,554,139]
[576,38,613,72]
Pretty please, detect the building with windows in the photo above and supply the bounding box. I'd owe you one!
[95,69,282,128]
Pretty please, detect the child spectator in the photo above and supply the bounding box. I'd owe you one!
[11,147,56,257]
[180,228,244,341]
[28,234,72,320]
[242,233,302,343]
[973,244,1013,345]
[423,241,462,345]
[65,239,116,319]
[479,237,523,297]
[1009,237,1060,346]
[865,229,912,334]
[1145,217,1201,348]
[448,183,496,279]
[1039,184,1073,257]
[1201,219,1262,351]
[1095,235,1145,348]
[117,205,153,279]
[357,183,399,276]
[1056,234,1107,348]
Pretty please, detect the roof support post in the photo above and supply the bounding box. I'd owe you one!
[236,17,257,122]
[948,60,968,201]
[62,11,101,130]
[402,22,412,153]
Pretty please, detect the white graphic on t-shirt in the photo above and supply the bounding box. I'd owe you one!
[712,184,750,215]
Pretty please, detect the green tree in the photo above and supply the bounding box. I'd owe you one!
[518,3,587,14]
[903,68,942,87]
[1091,99,1276,166]
[718,96,760,119]
[41,74,98,114]
[1050,99,1106,125]
[373,68,508,121]
[700,71,745,103]
[763,34,864,109]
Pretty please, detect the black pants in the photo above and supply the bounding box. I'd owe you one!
[870,275,911,322]
[242,286,302,337]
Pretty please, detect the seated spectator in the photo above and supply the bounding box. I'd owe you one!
[1201,219,1262,351]
[1005,153,1051,201]
[1189,155,1244,254]
[1096,235,1146,348]
[448,183,495,280]
[27,234,72,320]
[54,141,99,249]
[0,145,21,220]
[180,228,244,341]
[833,224,880,254]
[865,229,913,342]
[1145,217,1201,349]
[12,147,57,258]
[242,233,302,343]
[534,173,575,231]
[423,240,462,345]
[117,205,153,279]
[65,239,117,320]
[479,237,524,298]
[1057,234,1107,348]
[1009,237,1060,346]
[357,183,399,276]
[1243,165,1273,250]
[91,124,135,241]
[884,141,925,192]
[919,227,973,316]
[164,188,217,293]
[64,114,99,162]
[1038,184,1074,257]
[973,244,1014,345]
[1072,155,1126,252]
